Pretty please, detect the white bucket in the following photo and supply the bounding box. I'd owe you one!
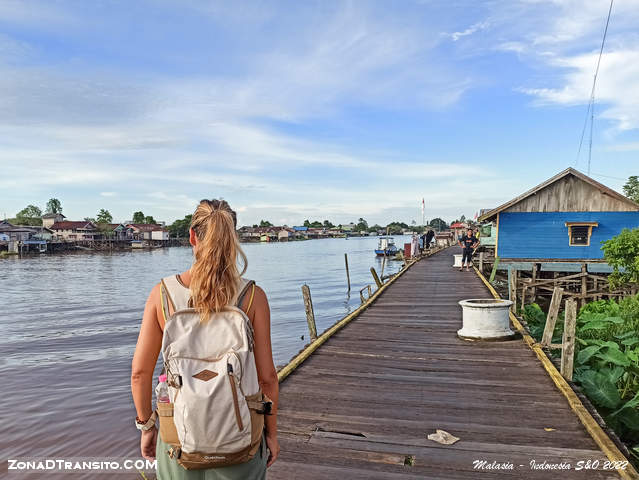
[453,254,463,267]
[457,299,516,340]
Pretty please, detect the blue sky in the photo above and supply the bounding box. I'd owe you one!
[1,0,638,226]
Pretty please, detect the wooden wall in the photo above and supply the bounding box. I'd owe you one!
[505,174,638,213]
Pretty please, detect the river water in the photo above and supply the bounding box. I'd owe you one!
[1,236,408,476]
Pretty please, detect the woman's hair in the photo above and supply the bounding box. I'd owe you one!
[189,199,247,322]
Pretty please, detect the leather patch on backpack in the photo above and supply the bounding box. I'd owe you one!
[192,369,218,381]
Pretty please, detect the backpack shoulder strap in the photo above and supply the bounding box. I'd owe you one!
[236,279,256,311]
[161,275,191,314]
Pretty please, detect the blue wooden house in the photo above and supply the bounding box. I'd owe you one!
[478,168,639,262]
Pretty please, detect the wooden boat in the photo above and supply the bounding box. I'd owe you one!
[375,236,398,256]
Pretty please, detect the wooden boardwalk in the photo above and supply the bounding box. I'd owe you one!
[270,249,625,479]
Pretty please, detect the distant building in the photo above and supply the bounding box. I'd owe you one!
[49,221,99,240]
[278,229,293,242]
[0,220,35,242]
[478,168,639,261]
[42,213,66,229]
[105,223,133,240]
[449,222,468,240]
[0,220,53,252]
[127,224,169,241]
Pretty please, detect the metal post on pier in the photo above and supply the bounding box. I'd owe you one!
[301,284,317,342]
[344,253,351,292]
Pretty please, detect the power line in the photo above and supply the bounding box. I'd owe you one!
[590,172,627,181]
[575,0,614,174]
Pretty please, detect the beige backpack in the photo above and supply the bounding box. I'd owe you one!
[156,275,271,470]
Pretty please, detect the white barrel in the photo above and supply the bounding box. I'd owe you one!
[453,254,463,267]
[457,299,515,340]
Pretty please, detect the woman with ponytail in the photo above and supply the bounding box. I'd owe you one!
[131,199,279,479]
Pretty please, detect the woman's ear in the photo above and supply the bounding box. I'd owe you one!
[189,228,197,248]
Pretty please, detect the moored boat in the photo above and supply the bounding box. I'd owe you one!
[375,236,398,256]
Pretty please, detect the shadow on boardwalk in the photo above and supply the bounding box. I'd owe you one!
[269,249,623,479]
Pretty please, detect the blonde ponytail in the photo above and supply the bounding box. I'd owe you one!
[189,199,247,322]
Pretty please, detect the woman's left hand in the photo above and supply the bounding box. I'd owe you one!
[140,427,158,460]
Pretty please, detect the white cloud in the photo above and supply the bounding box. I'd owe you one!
[100,192,116,197]
[446,22,489,42]
[521,49,639,130]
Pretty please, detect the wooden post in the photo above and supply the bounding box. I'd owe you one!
[541,287,564,347]
[381,255,386,279]
[489,257,500,283]
[301,284,317,342]
[370,267,383,288]
[581,264,587,309]
[561,298,577,381]
[508,267,517,313]
[479,251,484,273]
[531,264,537,302]
[344,253,351,292]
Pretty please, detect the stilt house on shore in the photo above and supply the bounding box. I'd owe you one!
[478,168,639,262]
[478,168,639,306]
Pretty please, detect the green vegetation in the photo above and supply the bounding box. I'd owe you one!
[96,209,113,224]
[624,176,639,204]
[602,227,639,290]
[428,217,448,230]
[522,296,639,462]
[131,211,156,224]
[132,211,145,223]
[168,214,192,238]
[45,198,62,214]
[15,205,43,226]
[354,218,368,233]
[259,220,273,227]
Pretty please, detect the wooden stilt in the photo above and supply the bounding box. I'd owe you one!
[541,287,564,347]
[561,298,577,381]
[301,284,317,342]
[344,253,351,292]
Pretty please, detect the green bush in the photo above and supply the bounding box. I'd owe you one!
[602,227,639,289]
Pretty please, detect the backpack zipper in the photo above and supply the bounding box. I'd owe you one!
[227,363,244,431]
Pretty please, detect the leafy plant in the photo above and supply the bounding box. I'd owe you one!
[567,293,639,461]
[601,227,639,289]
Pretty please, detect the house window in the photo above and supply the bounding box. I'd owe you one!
[565,222,598,247]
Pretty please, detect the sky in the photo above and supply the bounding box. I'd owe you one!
[0,0,638,227]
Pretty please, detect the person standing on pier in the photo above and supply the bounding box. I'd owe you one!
[458,228,478,272]
[425,229,435,249]
[411,233,419,258]
[131,199,280,479]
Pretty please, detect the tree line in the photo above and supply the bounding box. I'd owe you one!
[7,198,157,230]
[8,176,638,237]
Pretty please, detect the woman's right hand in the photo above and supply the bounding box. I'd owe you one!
[265,433,280,467]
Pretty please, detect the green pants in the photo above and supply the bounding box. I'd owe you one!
[156,436,267,480]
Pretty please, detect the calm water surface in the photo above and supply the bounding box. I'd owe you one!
[0,236,408,475]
